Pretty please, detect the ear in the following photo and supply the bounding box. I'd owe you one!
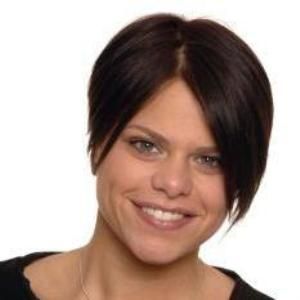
[91,144,104,176]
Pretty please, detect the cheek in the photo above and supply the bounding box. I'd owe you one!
[95,164,127,231]
[191,176,228,245]
[95,147,146,215]
[199,175,227,218]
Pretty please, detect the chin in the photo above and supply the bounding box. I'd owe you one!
[135,252,181,266]
[129,241,192,266]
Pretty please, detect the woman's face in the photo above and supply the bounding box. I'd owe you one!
[94,78,228,265]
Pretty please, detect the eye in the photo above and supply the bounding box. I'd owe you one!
[197,155,222,169]
[129,139,160,155]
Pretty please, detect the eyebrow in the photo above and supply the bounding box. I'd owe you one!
[125,124,219,153]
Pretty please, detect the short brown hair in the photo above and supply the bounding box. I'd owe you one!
[86,13,273,227]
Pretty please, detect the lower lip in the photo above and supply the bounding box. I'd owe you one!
[132,203,195,231]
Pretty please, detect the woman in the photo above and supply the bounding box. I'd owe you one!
[0,13,274,299]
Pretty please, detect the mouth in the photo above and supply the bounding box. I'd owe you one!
[131,200,197,231]
[132,200,197,217]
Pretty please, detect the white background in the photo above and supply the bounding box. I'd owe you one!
[0,1,298,299]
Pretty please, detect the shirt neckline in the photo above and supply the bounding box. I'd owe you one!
[17,251,245,300]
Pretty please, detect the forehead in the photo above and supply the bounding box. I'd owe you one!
[125,78,217,149]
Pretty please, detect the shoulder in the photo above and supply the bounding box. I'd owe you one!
[0,252,61,299]
[214,266,275,300]
[0,254,23,291]
[232,278,275,300]
[0,253,28,298]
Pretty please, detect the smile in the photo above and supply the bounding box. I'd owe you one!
[132,201,196,231]
[142,206,184,221]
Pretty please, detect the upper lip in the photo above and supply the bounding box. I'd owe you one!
[132,200,197,217]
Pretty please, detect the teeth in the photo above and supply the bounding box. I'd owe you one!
[142,207,184,221]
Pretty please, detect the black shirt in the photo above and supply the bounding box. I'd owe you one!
[0,252,275,299]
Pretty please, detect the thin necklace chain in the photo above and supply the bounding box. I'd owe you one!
[79,248,91,300]
[78,247,205,300]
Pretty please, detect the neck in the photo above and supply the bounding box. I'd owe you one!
[81,212,207,300]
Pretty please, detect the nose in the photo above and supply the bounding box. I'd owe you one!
[151,154,192,199]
